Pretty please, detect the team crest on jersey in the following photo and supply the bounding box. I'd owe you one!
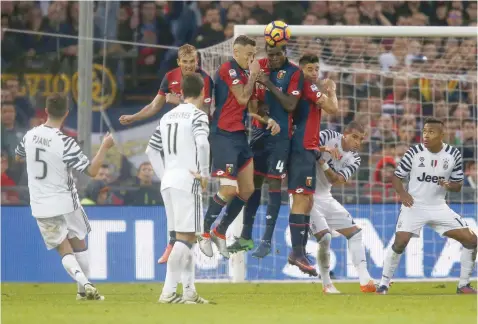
[443,158,449,170]
[277,70,286,79]
[229,69,237,77]
[79,153,88,163]
[418,157,425,167]
[310,84,318,92]
[226,164,234,175]
[306,177,313,187]
[431,159,438,168]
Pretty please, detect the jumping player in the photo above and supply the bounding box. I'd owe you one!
[312,125,377,294]
[377,118,477,294]
[228,44,303,258]
[287,54,339,276]
[198,36,271,258]
[119,44,213,264]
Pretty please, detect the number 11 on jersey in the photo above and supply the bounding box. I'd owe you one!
[167,123,178,155]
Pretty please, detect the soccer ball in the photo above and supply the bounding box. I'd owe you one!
[264,20,291,47]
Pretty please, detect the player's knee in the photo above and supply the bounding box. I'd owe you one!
[317,232,332,246]
[462,232,477,249]
[218,182,237,199]
[291,194,312,213]
[268,178,281,191]
[392,240,408,254]
[238,185,254,200]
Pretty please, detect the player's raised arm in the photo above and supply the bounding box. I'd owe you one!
[316,79,339,115]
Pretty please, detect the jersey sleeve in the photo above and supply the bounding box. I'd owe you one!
[338,153,361,181]
[15,135,26,158]
[158,74,169,96]
[192,110,210,138]
[148,126,163,153]
[319,130,341,146]
[450,149,464,182]
[394,147,415,179]
[287,70,304,97]
[203,74,213,105]
[219,64,244,87]
[303,81,322,104]
[62,136,90,173]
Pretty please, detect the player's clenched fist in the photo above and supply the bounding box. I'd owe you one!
[321,78,336,93]
[249,59,261,75]
[166,93,181,105]
[101,133,115,149]
[119,115,136,125]
[266,118,280,136]
[399,191,414,207]
[320,145,341,160]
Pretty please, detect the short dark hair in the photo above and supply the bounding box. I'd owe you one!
[46,94,68,118]
[265,43,287,52]
[423,117,444,127]
[234,35,256,47]
[181,73,204,99]
[100,164,110,169]
[344,121,366,133]
[299,54,319,66]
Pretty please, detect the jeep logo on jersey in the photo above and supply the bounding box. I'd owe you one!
[277,70,286,79]
[416,172,445,184]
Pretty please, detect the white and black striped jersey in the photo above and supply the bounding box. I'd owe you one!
[315,130,361,197]
[15,125,89,218]
[395,143,464,207]
[150,103,210,193]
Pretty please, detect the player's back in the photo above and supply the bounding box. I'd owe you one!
[17,125,87,217]
[160,103,209,192]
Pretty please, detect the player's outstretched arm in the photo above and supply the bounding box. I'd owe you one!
[119,94,166,125]
[319,159,346,185]
[317,79,339,115]
[257,72,301,113]
[85,134,115,177]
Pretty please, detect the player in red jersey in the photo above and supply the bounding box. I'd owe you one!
[287,54,339,276]
[119,44,213,264]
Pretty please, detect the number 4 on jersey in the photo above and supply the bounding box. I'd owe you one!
[276,160,284,173]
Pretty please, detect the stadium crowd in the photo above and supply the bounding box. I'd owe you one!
[1,1,477,206]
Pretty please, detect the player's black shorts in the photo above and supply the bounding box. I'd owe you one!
[211,129,253,179]
[288,147,316,195]
[251,134,289,179]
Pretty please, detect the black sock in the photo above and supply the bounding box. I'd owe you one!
[169,231,176,245]
[303,215,310,250]
[204,194,227,233]
[216,195,247,235]
[289,213,306,253]
[241,189,261,240]
[262,191,282,242]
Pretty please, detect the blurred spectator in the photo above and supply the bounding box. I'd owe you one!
[21,6,56,56]
[192,6,225,48]
[81,180,110,205]
[447,8,463,26]
[226,2,245,24]
[371,114,397,147]
[464,161,477,189]
[364,156,399,203]
[5,78,34,127]
[1,14,25,66]
[1,102,26,158]
[1,151,19,205]
[94,163,123,205]
[123,162,163,205]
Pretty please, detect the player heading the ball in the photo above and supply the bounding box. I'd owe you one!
[377,118,477,295]
[15,94,116,301]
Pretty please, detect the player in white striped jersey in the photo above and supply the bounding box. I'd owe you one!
[15,94,115,300]
[146,74,211,304]
[378,118,477,295]
[310,122,376,294]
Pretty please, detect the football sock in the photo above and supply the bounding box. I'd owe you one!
[204,193,227,233]
[169,231,176,245]
[348,231,372,285]
[216,195,247,236]
[380,245,402,287]
[302,215,310,250]
[241,188,261,240]
[181,242,196,294]
[75,249,90,293]
[459,246,477,287]
[61,253,89,287]
[162,240,190,296]
[289,213,306,254]
[317,233,332,286]
[262,191,282,242]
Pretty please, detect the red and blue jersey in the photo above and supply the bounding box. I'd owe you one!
[254,58,303,139]
[292,80,323,150]
[212,59,252,133]
[158,67,213,105]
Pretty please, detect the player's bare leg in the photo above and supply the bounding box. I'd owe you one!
[158,231,176,264]
[314,229,339,293]
[212,160,254,258]
[229,175,264,253]
[288,193,317,276]
[377,231,413,294]
[56,238,99,300]
[337,226,376,293]
[160,232,211,304]
[444,228,478,294]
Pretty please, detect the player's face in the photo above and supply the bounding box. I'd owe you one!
[301,63,319,81]
[234,44,256,69]
[343,130,366,152]
[177,53,197,75]
[422,123,444,149]
[265,46,286,69]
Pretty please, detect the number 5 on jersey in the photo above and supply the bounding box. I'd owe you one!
[35,148,47,180]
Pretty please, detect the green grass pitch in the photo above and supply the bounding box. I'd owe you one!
[2,282,477,324]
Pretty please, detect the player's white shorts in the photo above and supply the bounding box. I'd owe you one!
[310,196,356,235]
[162,187,203,234]
[36,208,91,250]
[396,204,468,237]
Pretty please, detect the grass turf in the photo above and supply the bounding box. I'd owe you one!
[2,282,477,324]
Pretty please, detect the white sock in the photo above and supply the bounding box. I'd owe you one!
[75,250,90,294]
[458,246,477,287]
[348,231,372,286]
[182,244,196,295]
[380,246,402,287]
[317,233,332,286]
[162,241,189,296]
[61,254,89,287]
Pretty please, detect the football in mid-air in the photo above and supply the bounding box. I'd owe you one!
[264,20,291,47]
